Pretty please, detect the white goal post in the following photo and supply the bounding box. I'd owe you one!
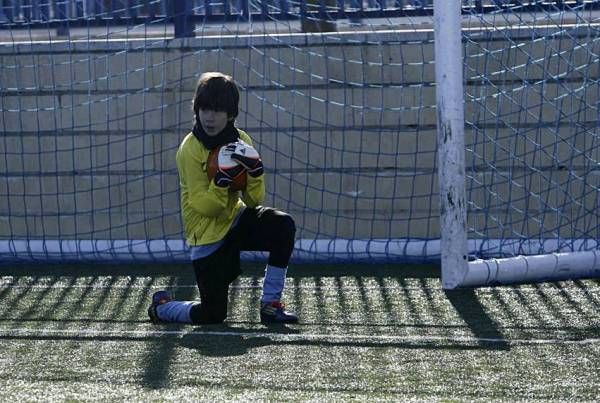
[434,0,470,289]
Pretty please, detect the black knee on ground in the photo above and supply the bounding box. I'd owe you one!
[210,307,228,324]
[189,303,227,325]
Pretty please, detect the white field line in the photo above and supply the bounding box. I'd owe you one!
[0,327,599,346]
[0,282,599,294]
[0,283,434,290]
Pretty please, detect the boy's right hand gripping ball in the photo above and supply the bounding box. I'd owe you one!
[207,143,247,191]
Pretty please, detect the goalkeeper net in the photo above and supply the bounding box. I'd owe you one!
[0,1,598,268]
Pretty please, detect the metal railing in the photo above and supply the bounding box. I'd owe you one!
[0,1,595,37]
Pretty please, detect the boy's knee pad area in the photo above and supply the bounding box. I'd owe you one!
[190,302,227,325]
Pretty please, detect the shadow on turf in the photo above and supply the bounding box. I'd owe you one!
[177,324,299,356]
[141,275,198,389]
[444,289,510,351]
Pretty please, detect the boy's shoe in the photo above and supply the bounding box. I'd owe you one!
[148,290,172,324]
[260,301,298,324]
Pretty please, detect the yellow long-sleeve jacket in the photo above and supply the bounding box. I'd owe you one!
[176,129,265,246]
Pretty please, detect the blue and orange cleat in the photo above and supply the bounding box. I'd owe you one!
[148,290,172,324]
[260,301,298,324]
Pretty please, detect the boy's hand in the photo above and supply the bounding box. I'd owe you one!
[214,170,233,187]
[230,141,264,177]
[214,144,244,188]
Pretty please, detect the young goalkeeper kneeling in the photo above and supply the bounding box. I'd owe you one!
[148,72,297,325]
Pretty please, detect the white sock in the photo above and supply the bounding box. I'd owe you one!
[261,264,287,304]
[156,301,195,323]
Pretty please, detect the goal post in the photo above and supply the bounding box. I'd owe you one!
[434,0,469,289]
[463,250,600,286]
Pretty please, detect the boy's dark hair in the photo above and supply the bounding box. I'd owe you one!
[193,72,239,120]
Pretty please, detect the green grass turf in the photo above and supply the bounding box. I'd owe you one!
[0,263,599,401]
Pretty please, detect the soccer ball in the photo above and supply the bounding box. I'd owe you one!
[207,144,247,192]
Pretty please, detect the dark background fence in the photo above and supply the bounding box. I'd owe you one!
[0,1,597,37]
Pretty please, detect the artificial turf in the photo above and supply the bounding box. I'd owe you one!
[0,263,598,401]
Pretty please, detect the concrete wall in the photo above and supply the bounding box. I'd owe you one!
[1,28,598,243]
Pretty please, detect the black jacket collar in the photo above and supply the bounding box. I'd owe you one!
[192,120,239,150]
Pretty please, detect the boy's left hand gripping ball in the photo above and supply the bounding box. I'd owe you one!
[208,143,247,191]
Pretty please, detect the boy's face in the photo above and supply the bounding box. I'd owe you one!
[198,109,230,136]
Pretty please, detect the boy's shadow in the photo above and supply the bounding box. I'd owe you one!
[178,323,300,357]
